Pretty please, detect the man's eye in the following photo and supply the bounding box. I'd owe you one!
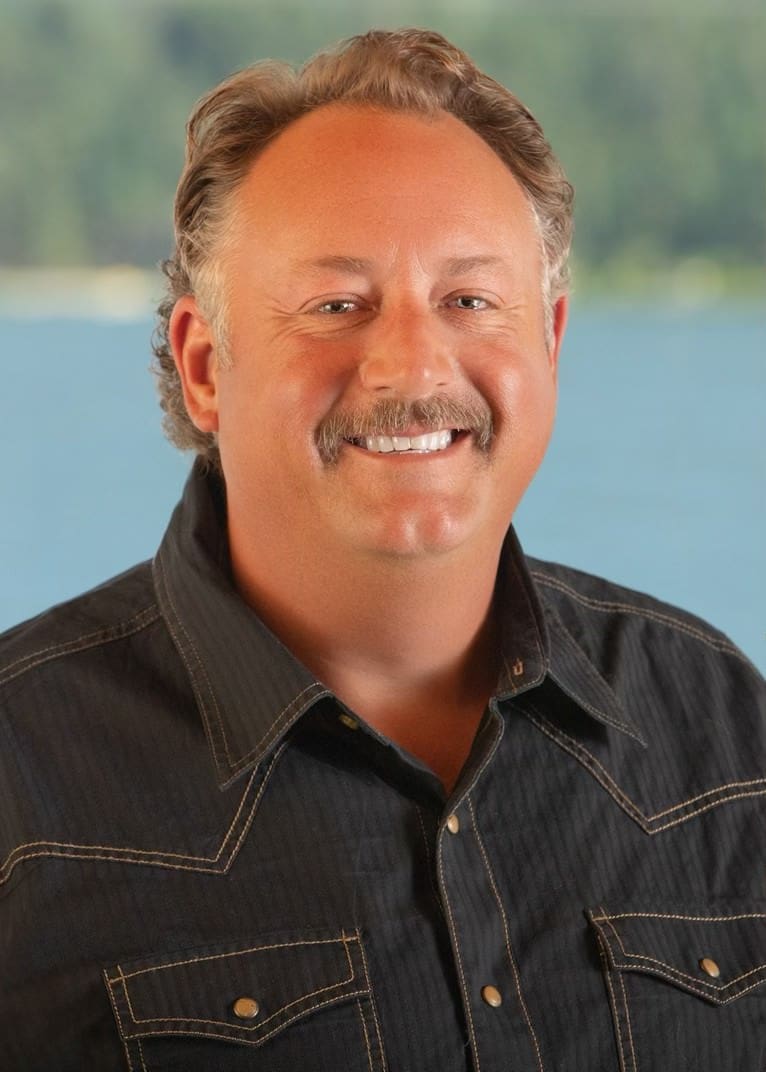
[315,300,358,314]
[449,295,489,310]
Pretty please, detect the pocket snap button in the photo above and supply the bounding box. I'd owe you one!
[699,957,721,979]
[233,996,260,1019]
[481,985,502,1007]
[446,814,460,834]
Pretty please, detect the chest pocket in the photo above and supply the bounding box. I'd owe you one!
[104,929,386,1072]
[588,907,766,1071]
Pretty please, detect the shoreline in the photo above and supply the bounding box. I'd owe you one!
[1,263,764,321]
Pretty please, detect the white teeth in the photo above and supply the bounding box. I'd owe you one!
[368,435,393,452]
[362,430,453,453]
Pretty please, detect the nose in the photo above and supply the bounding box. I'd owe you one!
[357,306,456,395]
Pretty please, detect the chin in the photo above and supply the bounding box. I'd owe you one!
[350,504,490,560]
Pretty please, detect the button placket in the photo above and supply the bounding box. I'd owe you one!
[436,790,543,1072]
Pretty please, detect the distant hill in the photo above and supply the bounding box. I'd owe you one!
[2,1,764,294]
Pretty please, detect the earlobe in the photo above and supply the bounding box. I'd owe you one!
[169,295,220,433]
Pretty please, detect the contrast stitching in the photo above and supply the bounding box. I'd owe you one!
[552,677,645,745]
[593,911,766,923]
[437,838,481,1071]
[157,555,325,774]
[651,789,766,831]
[356,926,387,1072]
[116,935,358,1032]
[108,935,352,984]
[525,707,766,832]
[451,710,505,807]
[103,967,134,1071]
[430,713,507,1072]
[1,848,246,883]
[117,988,370,1046]
[468,798,544,1072]
[597,937,629,1072]
[218,742,287,868]
[535,709,765,819]
[615,963,638,1072]
[121,967,149,1072]
[503,552,547,681]
[648,780,766,821]
[597,911,638,1072]
[531,571,742,658]
[525,709,645,823]
[1,743,285,885]
[121,965,356,1032]
[0,605,160,687]
[604,958,766,1004]
[240,683,326,766]
[357,998,375,1072]
[597,913,766,991]
[154,557,224,766]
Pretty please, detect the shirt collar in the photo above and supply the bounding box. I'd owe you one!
[154,462,642,789]
[491,528,645,747]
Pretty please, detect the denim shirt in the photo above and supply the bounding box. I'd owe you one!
[2,462,765,1070]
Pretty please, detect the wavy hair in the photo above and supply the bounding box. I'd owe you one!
[153,28,574,466]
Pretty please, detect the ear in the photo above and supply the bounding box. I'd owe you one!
[547,294,569,382]
[169,295,220,433]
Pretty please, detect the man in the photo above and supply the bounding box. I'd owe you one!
[2,28,764,1071]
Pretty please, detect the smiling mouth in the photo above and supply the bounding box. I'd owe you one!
[345,429,460,454]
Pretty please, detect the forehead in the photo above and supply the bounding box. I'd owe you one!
[229,103,540,272]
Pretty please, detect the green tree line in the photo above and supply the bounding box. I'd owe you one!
[2,1,764,294]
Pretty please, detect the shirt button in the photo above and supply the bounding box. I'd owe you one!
[232,996,260,1019]
[699,957,721,979]
[446,814,460,834]
[338,713,359,731]
[481,985,503,1007]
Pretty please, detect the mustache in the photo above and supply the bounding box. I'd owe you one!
[316,394,494,463]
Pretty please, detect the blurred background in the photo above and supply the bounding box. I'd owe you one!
[1,0,764,669]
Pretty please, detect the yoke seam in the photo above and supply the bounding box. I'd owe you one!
[0,605,160,688]
[1,743,285,886]
[525,706,766,832]
[531,571,743,658]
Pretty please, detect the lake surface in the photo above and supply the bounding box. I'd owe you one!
[1,305,764,671]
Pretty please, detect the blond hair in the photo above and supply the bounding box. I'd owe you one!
[153,28,574,464]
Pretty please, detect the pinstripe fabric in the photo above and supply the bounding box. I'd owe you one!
[1,461,764,1070]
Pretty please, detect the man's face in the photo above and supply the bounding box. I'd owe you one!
[181,104,566,561]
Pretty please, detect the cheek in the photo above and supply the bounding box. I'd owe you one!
[477,344,557,432]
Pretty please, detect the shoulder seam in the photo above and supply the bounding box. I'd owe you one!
[531,570,743,660]
[0,604,161,689]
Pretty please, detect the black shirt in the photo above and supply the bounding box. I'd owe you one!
[1,462,765,1070]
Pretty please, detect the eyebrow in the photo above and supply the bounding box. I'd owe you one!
[292,254,511,276]
[441,255,510,276]
[292,255,374,276]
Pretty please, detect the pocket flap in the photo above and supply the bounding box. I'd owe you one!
[588,907,766,1005]
[104,929,370,1045]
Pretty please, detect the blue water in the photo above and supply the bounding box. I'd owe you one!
[2,306,764,671]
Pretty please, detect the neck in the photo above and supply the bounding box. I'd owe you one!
[227,516,505,779]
